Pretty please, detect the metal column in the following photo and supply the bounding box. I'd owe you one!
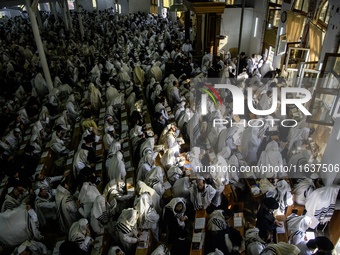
[64,0,73,31]
[25,0,53,92]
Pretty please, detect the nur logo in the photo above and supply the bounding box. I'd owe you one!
[198,82,223,108]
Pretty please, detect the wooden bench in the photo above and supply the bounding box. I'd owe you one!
[135,230,153,255]
[275,215,288,243]
[190,209,208,255]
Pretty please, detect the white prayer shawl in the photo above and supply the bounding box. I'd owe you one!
[89,84,102,111]
[178,108,192,130]
[187,112,200,147]
[145,166,164,196]
[245,228,267,255]
[0,206,43,246]
[137,153,154,182]
[91,195,116,235]
[260,242,300,255]
[164,197,187,228]
[150,244,170,255]
[116,209,139,252]
[73,149,89,178]
[78,182,101,218]
[258,141,283,173]
[103,133,114,151]
[167,166,183,184]
[150,64,162,82]
[69,219,93,252]
[241,126,261,164]
[210,156,229,207]
[16,240,47,255]
[207,210,228,231]
[133,66,145,85]
[216,127,237,153]
[137,181,162,214]
[288,127,310,153]
[189,183,216,210]
[259,94,271,110]
[286,214,311,245]
[134,193,159,239]
[108,246,125,255]
[34,73,49,97]
[39,106,49,123]
[55,185,79,233]
[35,193,57,226]
[119,68,130,82]
[293,178,315,205]
[18,108,30,125]
[172,177,191,199]
[108,152,126,182]
[305,185,340,226]
[187,147,202,172]
[56,111,70,131]
[139,137,155,159]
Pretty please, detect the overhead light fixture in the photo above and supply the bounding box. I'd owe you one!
[169,0,188,12]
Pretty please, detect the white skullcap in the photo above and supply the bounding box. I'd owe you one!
[7,187,14,194]
[310,173,319,179]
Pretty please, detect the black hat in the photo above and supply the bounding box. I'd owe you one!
[84,135,95,143]
[264,197,279,210]
[315,236,334,251]
[155,112,162,119]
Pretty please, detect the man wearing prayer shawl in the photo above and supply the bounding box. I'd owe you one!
[189,176,216,212]
[116,208,140,254]
[16,240,47,255]
[1,186,29,212]
[48,126,69,156]
[34,173,67,197]
[161,197,189,244]
[293,173,320,206]
[241,125,262,165]
[260,242,300,255]
[305,185,340,227]
[133,64,145,85]
[150,61,162,82]
[103,126,116,151]
[55,183,81,233]
[66,94,80,122]
[286,214,311,245]
[34,187,57,227]
[108,151,126,186]
[68,218,94,253]
[144,166,165,197]
[134,192,160,241]
[34,71,49,98]
[245,228,270,255]
[137,152,155,183]
[90,195,117,235]
[257,141,283,176]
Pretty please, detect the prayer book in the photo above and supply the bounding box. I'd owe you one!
[195,217,206,229]
[96,164,102,171]
[41,151,49,158]
[164,181,171,190]
[276,222,285,234]
[66,158,73,165]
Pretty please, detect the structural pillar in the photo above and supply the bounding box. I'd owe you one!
[36,9,43,29]
[49,1,58,21]
[25,0,53,92]
[64,0,73,31]
[195,14,203,55]
[185,10,190,41]
[214,14,222,56]
[96,0,99,16]
[236,0,246,76]
[59,0,69,30]
[75,0,84,39]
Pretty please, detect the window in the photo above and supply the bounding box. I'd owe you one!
[293,0,308,13]
[307,53,340,126]
[268,7,281,28]
[68,0,75,10]
[318,1,330,25]
[151,0,157,14]
[92,0,96,9]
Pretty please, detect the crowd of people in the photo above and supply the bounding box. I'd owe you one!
[0,5,338,255]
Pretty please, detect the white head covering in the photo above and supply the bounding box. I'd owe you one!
[69,218,88,242]
[117,208,138,228]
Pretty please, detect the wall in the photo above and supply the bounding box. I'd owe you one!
[218,0,266,57]
[78,0,94,12]
[320,118,340,185]
[219,8,254,55]
[118,0,129,15]
[0,8,22,18]
[97,0,115,11]
[129,0,150,14]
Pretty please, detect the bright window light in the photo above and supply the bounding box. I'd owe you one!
[254,17,258,37]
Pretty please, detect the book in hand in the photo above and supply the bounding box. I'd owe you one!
[276,221,285,234]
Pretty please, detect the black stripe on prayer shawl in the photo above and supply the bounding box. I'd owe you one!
[245,237,266,247]
[314,204,336,221]
[73,237,85,245]
[260,246,278,255]
[3,201,15,211]
[149,178,160,187]
[211,218,226,230]
[98,212,109,225]
[46,177,52,183]
[116,222,131,234]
